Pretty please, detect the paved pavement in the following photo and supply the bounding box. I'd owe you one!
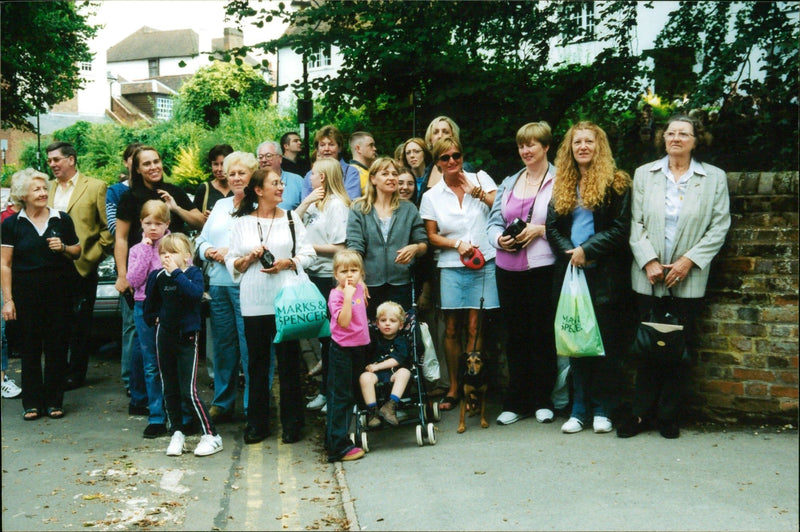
[2,344,797,531]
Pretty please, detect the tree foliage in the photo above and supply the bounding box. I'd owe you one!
[225,0,644,176]
[175,60,274,128]
[1,1,98,131]
[654,1,799,170]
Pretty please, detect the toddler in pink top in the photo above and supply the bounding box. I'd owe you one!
[325,250,369,462]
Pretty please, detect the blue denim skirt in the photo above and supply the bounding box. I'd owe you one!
[439,260,500,310]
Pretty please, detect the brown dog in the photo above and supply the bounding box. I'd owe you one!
[457,351,489,433]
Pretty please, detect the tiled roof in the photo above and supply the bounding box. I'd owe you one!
[107,26,199,62]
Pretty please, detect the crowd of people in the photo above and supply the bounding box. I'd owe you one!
[0,113,730,461]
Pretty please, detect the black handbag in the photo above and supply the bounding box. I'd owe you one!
[630,290,686,363]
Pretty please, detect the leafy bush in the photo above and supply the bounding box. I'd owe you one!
[82,123,128,183]
[214,103,294,155]
[170,144,206,188]
[175,60,274,128]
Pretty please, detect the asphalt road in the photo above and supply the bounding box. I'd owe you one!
[2,343,797,531]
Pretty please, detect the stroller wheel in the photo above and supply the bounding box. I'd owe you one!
[360,432,370,453]
[415,424,424,446]
[431,401,441,422]
[427,423,437,445]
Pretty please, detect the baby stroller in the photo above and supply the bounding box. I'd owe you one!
[351,304,441,451]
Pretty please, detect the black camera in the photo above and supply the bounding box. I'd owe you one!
[501,218,527,250]
[259,249,275,269]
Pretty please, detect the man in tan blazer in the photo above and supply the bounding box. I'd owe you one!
[47,141,114,389]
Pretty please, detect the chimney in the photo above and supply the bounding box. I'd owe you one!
[223,27,244,51]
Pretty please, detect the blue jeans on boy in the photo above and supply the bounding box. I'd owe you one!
[133,301,165,424]
[326,342,367,462]
[209,285,249,415]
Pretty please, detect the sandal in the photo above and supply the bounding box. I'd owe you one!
[23,408,40,421]
[47,407,64,419]
[439,396,459,411]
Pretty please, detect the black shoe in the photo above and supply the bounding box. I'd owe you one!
[658,420,680,439]
[143,423,168,439]
[64,376,85,391]
[128,404,149,416]
[617,416,646,438]
[243,426,269,444]
[281,429,302,444]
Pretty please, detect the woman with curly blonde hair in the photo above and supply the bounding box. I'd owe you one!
[546,121,633,435]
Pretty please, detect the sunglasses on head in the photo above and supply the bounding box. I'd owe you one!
[438,152,462,163]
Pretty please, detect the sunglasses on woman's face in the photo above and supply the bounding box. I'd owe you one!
[438,152,462,163]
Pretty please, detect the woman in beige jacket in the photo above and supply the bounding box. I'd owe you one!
[621,114,731,439]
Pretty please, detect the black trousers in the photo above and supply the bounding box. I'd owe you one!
[366,283,412,320]
[157,328,216,436]
[496,265,557,414]
[14,270,72,411]
[631,294,701,423]
[243,315,304,436]
[309,275,336,396]
[67,268,98,381]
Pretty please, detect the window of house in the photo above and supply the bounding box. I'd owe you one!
[562,1,596,43]
[80,61,93,72]
[148,58,160,78]
[308,45,332,69]
[155,97,173,120]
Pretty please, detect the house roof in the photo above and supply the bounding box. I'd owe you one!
[107,26,199,62]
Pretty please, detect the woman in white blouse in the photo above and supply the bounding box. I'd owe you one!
[419,137,498,412]
[226,169,315,445]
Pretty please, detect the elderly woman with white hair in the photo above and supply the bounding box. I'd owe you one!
[195,151,258,422]
[1,168,81,420]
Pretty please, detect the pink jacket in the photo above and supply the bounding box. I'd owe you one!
[126,232,168,301]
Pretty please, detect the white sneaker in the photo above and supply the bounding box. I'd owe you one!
[1,376,22,399]
[561,417,584,433]
[166,431,186,456]
[593,415,613,433]
[535,408,554,423]
[320,403,328,414]
[306,394,327,410]
[194,434,223,456]
[496,411,522,425]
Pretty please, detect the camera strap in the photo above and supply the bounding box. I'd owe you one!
[518,165,548,224]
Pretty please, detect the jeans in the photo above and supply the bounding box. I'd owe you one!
[133,301,165,424]
[120,294,137,390]
[243,315,304,436]
[209,285,249,414]
[568,301,626,423]
[326,342,367,461]
[496,265,556,414]
[157,327,216,436]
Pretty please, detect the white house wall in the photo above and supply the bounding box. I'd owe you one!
[276,44,342,111]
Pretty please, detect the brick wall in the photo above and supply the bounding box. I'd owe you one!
[690,171,799,423]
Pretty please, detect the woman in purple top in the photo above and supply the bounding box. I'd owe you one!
[487,122,557,426]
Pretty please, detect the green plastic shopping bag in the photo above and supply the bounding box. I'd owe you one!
[554,265,605,357]
[273,266,331,343]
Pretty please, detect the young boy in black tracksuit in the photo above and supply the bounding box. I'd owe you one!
[144,233,222,457]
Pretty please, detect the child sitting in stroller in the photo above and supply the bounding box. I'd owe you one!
[359,301,412,427]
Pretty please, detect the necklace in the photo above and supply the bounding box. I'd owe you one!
[257,207,277,248]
